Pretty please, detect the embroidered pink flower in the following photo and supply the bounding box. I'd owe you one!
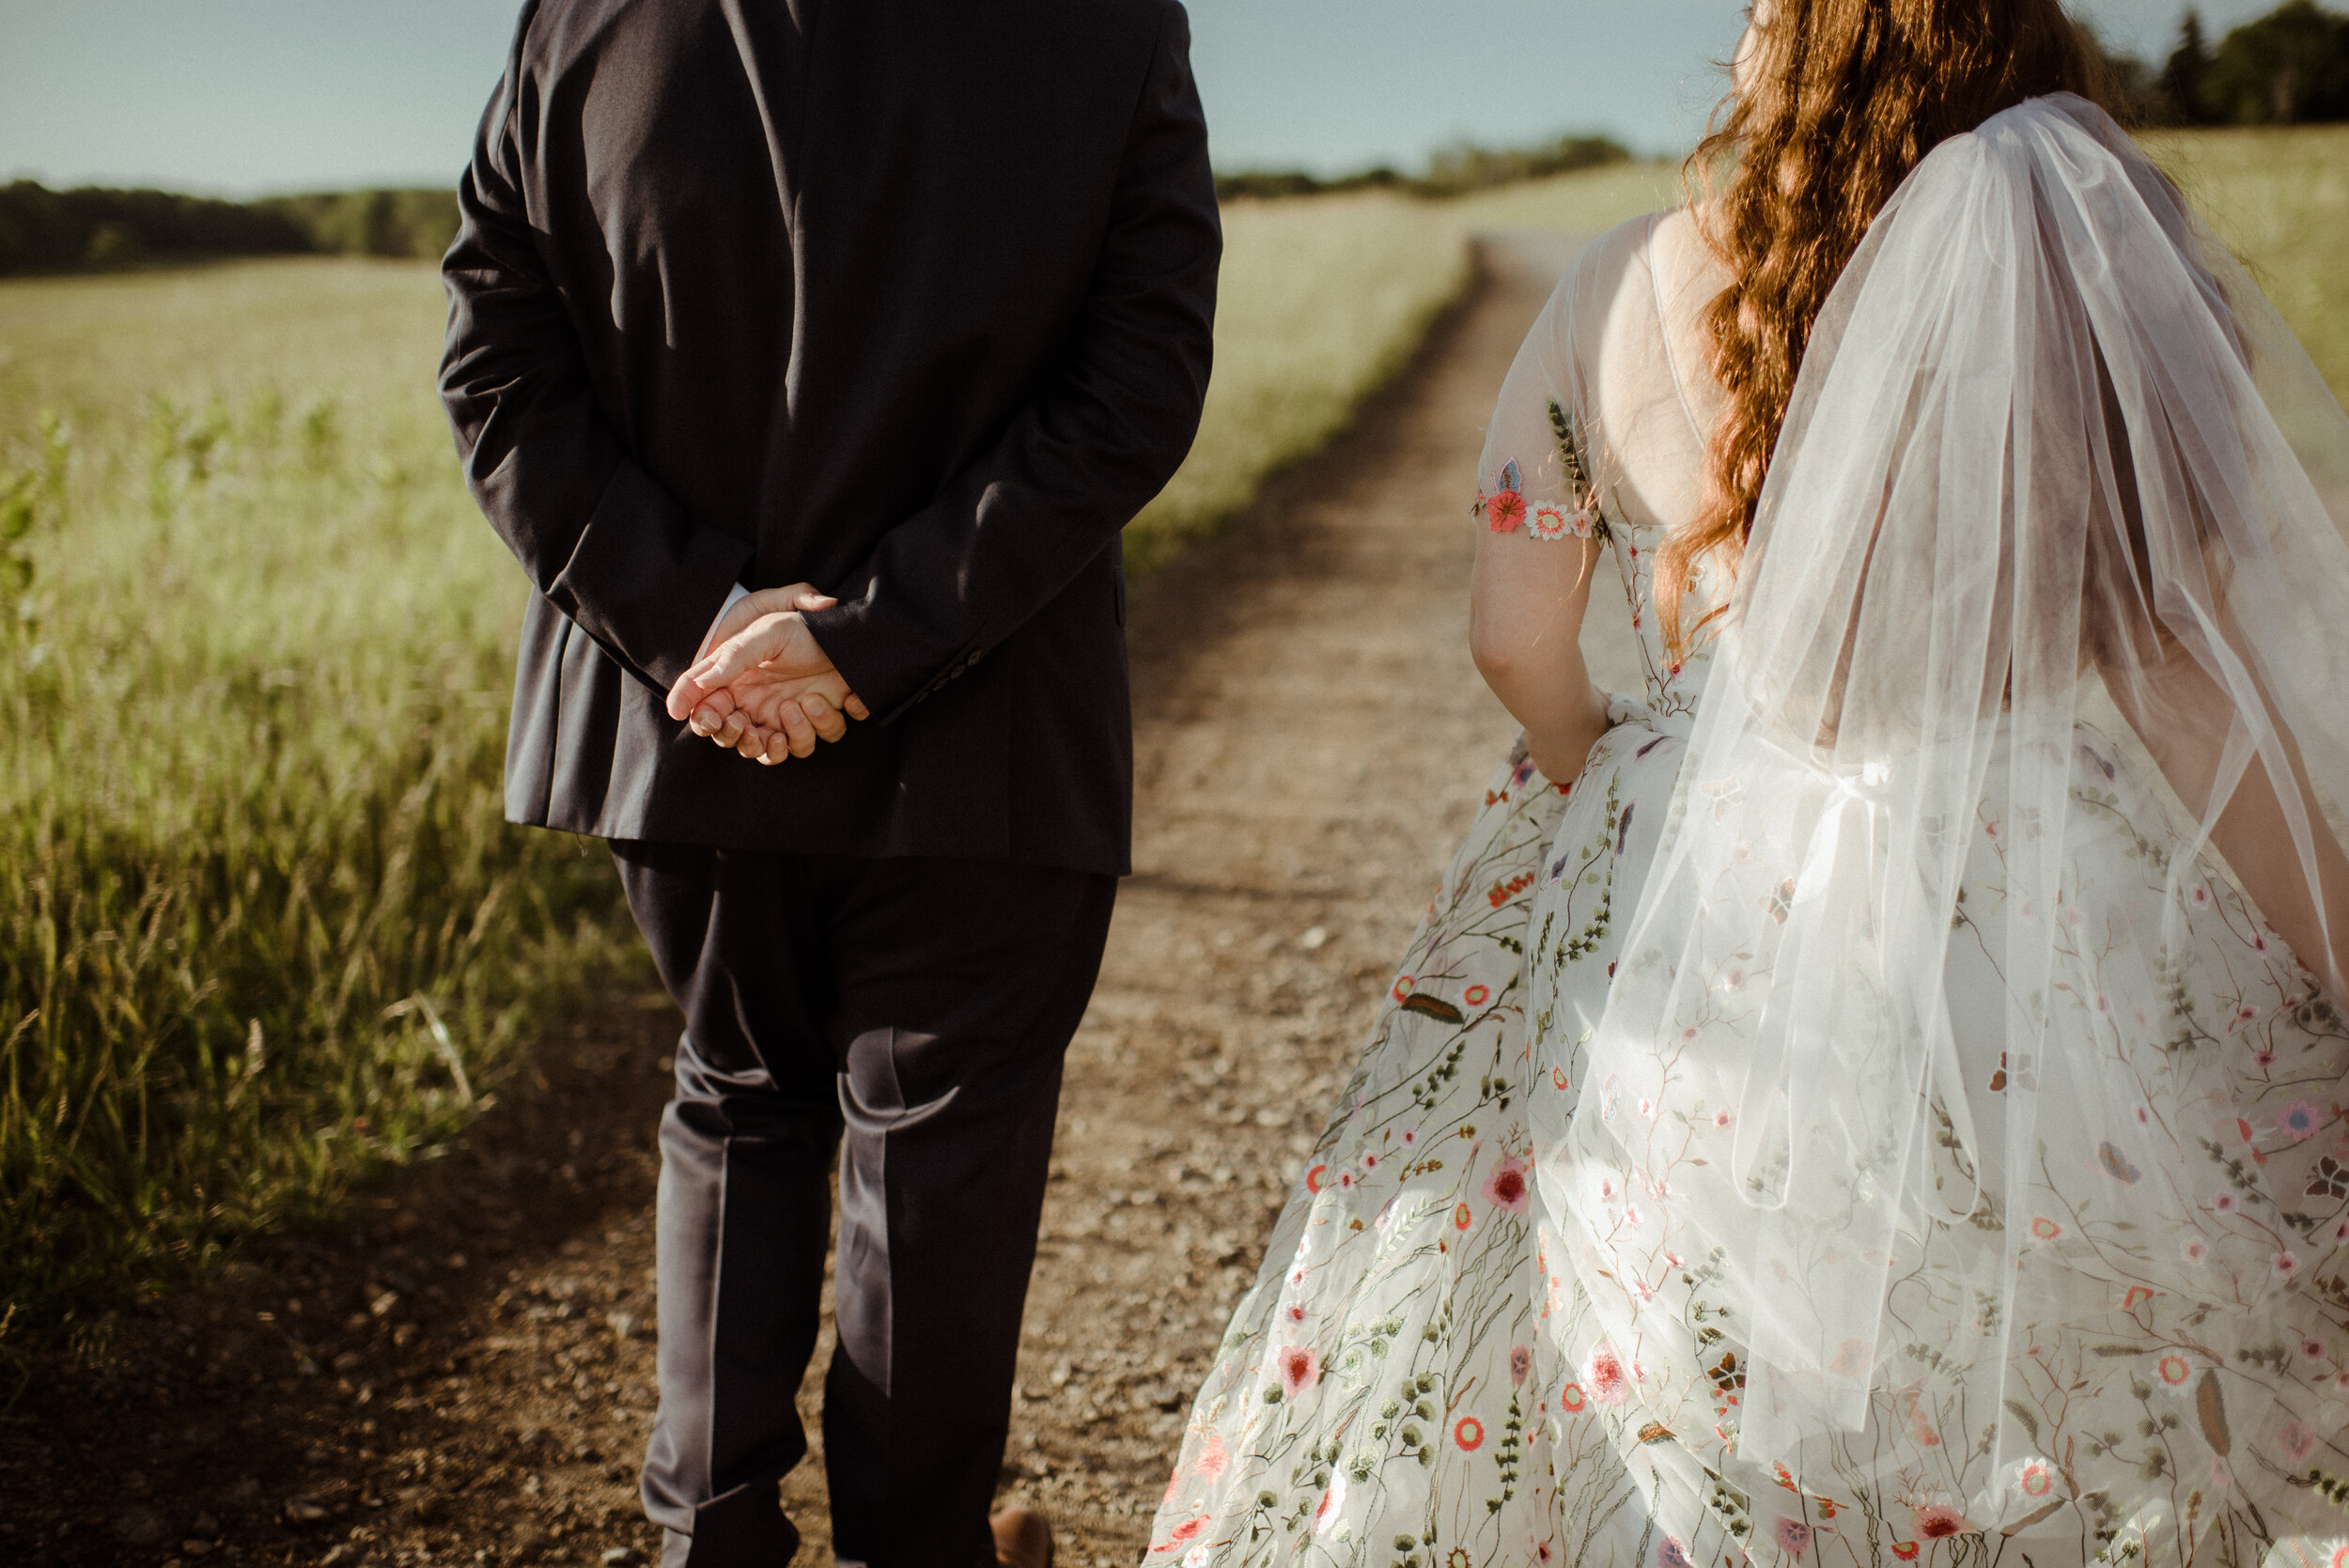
[2279,1422,2320,1463]
[2275,1250,2302,1276]
[1312,1477,1346,1534]
[2019,1459,2054,1498]
[1465,984,1491,1008]
[1913,1504,1968,1539]
[1891,1545,1920,1561]
[1775,1518,1813,1556]
[2303,1338,2328,1360]
[1277,1344,1319,1396]
[1455,1202,1473,1230]
[2158,1354,2193,1386]
[1486,489,1528,534]
[1160,1514,1208,1549]
[1455,1415,1486,1451]
[2280,1101,2325,1141]
[1485,1157,1530,1213]
[1561,1382,1588,1412]
[1530,503,1572,540]
[1511,1343,1533,1386]
[2030,1217,2061,1239]
[1657,1537,1694,1568]
[1587,1344,1632,1405]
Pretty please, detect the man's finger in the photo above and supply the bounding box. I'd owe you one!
[779,702,818,759]
[845,694,870,722]
[805,698,848,744]
[759,730,791,766]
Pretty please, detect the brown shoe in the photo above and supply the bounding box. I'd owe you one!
[990,1505,1053,1568]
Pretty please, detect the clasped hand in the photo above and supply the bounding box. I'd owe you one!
[663,583,871,766]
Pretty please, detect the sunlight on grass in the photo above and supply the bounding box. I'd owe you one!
[0,260,642,1352]
[1126,193,1468,574]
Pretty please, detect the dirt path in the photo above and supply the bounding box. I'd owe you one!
[0,233,1615,1568]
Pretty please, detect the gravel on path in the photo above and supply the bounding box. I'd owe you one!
[0,233,1613,1568]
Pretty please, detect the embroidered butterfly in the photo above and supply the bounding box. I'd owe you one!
[2308,1156,2349,1201]
[2097,1140,2142,1184]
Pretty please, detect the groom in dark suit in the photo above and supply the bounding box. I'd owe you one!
[437,1,1219,1562]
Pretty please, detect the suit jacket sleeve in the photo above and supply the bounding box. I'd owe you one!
[438,9,754,693]
[798,2,1221,723]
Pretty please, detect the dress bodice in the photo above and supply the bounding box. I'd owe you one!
[1474,211,1735,723]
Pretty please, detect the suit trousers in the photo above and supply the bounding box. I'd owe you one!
[613,842,1116,1568]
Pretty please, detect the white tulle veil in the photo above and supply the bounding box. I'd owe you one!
[1538,92,2349,1545]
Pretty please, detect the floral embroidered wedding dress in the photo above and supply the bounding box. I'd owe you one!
[1150,100,2349,1568]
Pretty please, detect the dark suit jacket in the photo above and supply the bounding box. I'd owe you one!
[441,0,1219,877]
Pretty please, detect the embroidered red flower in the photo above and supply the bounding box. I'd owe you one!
[1455,1415,1486,1451]
[1914,1505,1967,1539]
[1485,1156,1530,1212]
[1486,489,1528,534]
[1277,1344,1319,1396]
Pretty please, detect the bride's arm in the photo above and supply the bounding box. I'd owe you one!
[2108,635,2349,1007]
[1470,528,1611,783]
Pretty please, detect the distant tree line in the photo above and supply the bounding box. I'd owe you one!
[1216,133,1629,203]
[2100,0,2349,126]
[0,182,460,276]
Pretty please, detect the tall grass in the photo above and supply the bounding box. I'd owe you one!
[0,261,642,1354]
[2147,124,2349,399]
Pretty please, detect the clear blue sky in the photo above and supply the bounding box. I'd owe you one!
[0,0,2283,194]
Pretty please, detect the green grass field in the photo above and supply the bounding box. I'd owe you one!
[3,126,2342,1359]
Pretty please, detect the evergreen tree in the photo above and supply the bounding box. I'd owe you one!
[2204,0,2349,124]
[2159,10,2215,124]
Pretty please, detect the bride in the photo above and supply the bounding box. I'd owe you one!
[1151,2,2349,1564]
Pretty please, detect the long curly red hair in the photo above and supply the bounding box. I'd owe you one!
[1657,0,2123,654]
